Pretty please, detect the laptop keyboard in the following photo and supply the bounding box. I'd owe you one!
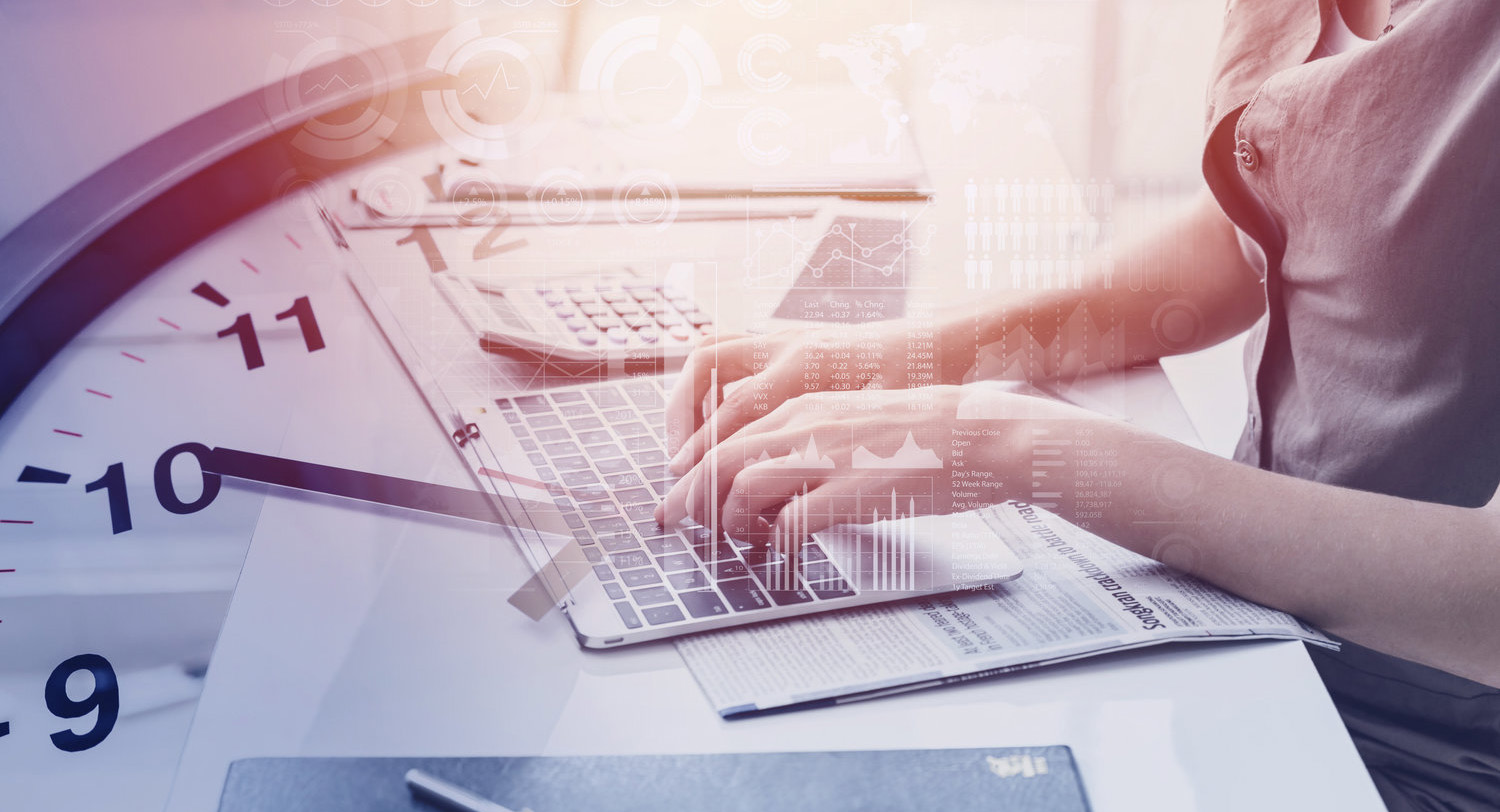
[494,376,856,630]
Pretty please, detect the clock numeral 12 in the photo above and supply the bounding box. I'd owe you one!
[84,443,223,534]
[395,211,527,275]
[217,295,325,371]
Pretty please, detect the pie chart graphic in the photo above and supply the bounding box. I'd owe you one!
[423,19,553,160]
[578,17,722,138]
[264,18,404,160]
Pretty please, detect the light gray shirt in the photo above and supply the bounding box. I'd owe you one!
[1202,0,1500,808]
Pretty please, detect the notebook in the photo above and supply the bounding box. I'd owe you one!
[218,747,1092,812]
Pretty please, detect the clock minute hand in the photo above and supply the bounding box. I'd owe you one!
[202,446,571,536]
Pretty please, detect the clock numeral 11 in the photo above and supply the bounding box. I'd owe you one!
[217,295,325,371]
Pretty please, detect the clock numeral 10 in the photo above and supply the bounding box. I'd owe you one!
[84,443,222,534]
[217,295,326,371]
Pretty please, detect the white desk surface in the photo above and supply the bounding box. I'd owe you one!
[163,251,1386,812]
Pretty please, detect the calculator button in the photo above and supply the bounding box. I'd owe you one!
[605,473,644,489]
[641,605,686,626]
[623,435,656,452]
[658,553,698,572]
[610,550,652,570]
[515,395,549,413]
[592,316,623,330]
[678,590,730,618]
[631,586,674,606]
[667,326,693,342]
[683,311,712,327]
[599,289,628,303]
[576,332,600,346]
[613,602,643,629]
[636,328,660,344]
[612,301,643,316]
[600,534,639,552]
[718,578,772,612]
[668,571,712,592]
[586,387,628,408]
[656,312,684,327]
[620,567,662,588]
[543,293,566,306]
[599,408,633,423]
[579,303,608,317]
[605,327,630,345]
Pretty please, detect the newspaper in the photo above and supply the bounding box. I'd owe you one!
[676,502,1336,717]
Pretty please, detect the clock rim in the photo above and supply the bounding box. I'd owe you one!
[0,30,452,419]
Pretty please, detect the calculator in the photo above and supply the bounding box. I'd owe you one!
[433,272,714,364]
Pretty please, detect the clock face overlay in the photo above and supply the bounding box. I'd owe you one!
[0,199,347,799]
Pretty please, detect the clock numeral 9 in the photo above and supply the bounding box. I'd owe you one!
[217,295,325,371]
[44,654,118,752]
[85,443,222,534]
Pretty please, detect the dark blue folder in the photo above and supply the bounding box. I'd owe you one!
[218,747,1091,812]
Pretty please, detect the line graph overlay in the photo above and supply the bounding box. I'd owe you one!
[769,214,937,324]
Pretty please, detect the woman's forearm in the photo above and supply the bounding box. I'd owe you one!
[937,191,1266,383]
[1025,418,1500,687]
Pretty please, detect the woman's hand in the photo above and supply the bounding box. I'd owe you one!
[665,320,977,475]
[655,383,1101,550]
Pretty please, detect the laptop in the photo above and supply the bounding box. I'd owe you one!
[335,193,1023,649]
[437,279,1024,648]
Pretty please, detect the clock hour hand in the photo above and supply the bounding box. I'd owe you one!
[202,446,571,535]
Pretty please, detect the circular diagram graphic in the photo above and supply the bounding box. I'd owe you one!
[355,165,428,226]
[269,169,339,230]
[737,107,791,166]
[529,169,596,228]
[1151,299,1205,352]
[737,33,791,93]
[423,20,554,160]
[444,165,511,225]
[578,17,722,138]
[739,0,791,19]
[612,170,679,231]
[265,19,405,160]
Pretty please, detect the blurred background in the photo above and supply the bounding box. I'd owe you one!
[0,0,1223,239]
[0,2,1235,810]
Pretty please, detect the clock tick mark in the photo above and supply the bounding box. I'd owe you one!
[0,519,34,525]
[121,351,146,363]
[86,388,113,398]
[52,429,83,438]
[19,466,71,484]
[285,232,302,250]
[241,258,261,274]
[158,317,182,330]
[192,282,231,307]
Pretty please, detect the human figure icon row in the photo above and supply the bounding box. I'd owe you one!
[964,216,1113,255]
[963,253,1115,291]
[963,177,1115,217]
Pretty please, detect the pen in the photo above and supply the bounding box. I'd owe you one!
[405,769,526,812]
